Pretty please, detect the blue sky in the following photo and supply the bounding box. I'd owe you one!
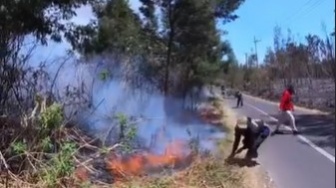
[30,0,335,64]
[222,0,335,63]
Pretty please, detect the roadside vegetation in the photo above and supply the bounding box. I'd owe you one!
[105,98,267,188]
[224,24,335,113]
[0,0,272,187]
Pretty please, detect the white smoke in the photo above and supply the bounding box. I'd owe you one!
[39,54,225,155]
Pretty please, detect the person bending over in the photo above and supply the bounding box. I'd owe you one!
[229,117,270,160]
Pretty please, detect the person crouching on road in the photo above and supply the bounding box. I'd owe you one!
[272,84,299,135]
[235,91,243,108]
[229,117,270,160]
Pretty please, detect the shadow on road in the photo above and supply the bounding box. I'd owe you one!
[268,113,335,151]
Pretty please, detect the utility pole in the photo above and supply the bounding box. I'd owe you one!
[253,36,261,67]
[245,53,248,65]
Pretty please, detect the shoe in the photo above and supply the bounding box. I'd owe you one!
[293,130,300,135]
[271,130,283,136]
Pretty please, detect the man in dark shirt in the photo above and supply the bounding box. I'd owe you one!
[229,117,270,160]
[235,91,243,108]
[221,85,225,96]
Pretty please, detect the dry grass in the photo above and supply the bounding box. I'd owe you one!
[110,157,244,188]
[0,98,272,188]
[106,98,272,188]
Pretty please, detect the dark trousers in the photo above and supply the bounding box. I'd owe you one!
[245,126,270,159]
[236,97,243,107]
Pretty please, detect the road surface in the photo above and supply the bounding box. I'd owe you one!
[226,94,335,188]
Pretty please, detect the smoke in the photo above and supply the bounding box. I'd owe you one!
[41,54,225,155]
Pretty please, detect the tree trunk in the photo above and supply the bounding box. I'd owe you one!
[163,2,174,96]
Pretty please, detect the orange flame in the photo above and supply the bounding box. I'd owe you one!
[106,140,189,179]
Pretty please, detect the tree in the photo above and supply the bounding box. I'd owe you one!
[139,0,158,33]
[67,0,144,55]
[157,0,244,95]
[157,0,178,95]
[220,41,237,75]
[228,25,335,112]
[0,0,96,49]
[175,0,222,88]
[67,0,244,97]
[0,0,96,107]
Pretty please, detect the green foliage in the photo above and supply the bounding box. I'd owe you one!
[40,103,63,131]
[0,0,97,57]
[116,112,138,153]
[1,0,249,186]
[40,142,77,187]
[122,125,137,152]
[41,137,53,152]
[35,104,76,187]
[66,0,244,96]
[4,100,80,187]
[99,146,110,154]
[99,69,110,81]
[159,0,243,93]
[167,0,231,88]
[11,141,27,155]
[28,103,77,187]
[225,25,335,96]
[139,0,158,32]
[67,0,145,55]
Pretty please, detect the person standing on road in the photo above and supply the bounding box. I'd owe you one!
[235,90,243,107]
[221,85,226,96]
[272,85,299,135]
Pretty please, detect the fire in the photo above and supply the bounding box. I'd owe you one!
[105,108,219,180]
[106,140,190,179]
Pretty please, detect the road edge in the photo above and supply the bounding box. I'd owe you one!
[245,101,335,163]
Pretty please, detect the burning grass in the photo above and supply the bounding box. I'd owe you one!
[111,98,271,188]
[0,96,269,188]
[112,156,244,188]
[95,98,264,188]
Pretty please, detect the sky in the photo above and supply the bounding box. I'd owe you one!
[222,0,335,63]
[30,0,335,64]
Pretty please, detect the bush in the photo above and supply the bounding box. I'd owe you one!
[1,97,79,187]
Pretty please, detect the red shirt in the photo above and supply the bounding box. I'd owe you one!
[279,90,294,111]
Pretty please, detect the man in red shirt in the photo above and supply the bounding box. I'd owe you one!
[272,85,299,135]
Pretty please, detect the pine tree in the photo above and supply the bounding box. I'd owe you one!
[67,0,144,55]
[158,0,243,94]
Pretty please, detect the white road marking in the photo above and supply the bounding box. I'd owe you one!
[245,103,335,163]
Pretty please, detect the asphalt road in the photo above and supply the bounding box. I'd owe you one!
[226,94,335,188]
